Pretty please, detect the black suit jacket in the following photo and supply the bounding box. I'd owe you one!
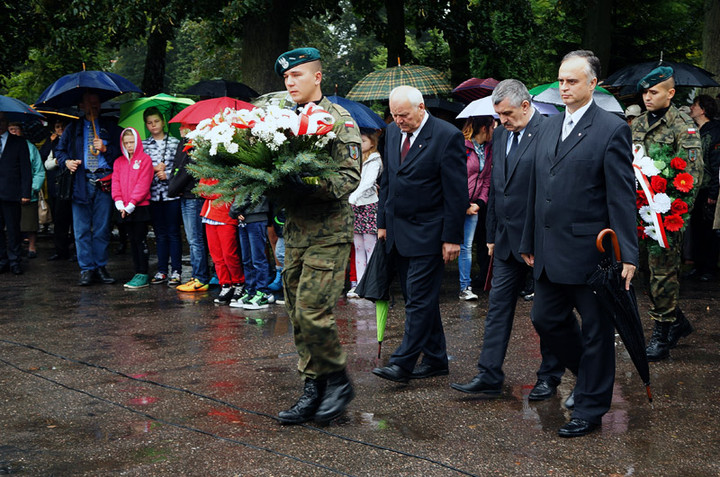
[487,111,545,262]
[0,133,32,201]
[520,101,638,284]
[378,114,468,256]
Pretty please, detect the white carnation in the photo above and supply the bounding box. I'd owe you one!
[650,193,672,214]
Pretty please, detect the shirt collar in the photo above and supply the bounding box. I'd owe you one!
[564,99,593,126]
[404,110,429,139]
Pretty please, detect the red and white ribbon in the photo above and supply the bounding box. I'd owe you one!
[294,103,334,136]
[634,164,667,248]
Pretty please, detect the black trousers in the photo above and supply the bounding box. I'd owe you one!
[389,248,447,372]
[690,188,719,275]
[0,200,22,266]
[49,197,73,257]
[126,219,149,275]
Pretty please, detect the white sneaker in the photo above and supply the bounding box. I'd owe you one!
[346,287,359,298]
[459,286,478,301]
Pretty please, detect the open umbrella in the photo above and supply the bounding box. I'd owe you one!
[119,93,195,139]
[451,77,499,103]
[355,239,395,358]
[604,60,719,89]
[183,79,259,101]
[346,65,452,101]
[587,228,652,403]
[0,96,45,122]
[168,96,255,125]
[531,82,624,114]
[35,70,142,108]
[327,95,386,129]
[457,97,560,119]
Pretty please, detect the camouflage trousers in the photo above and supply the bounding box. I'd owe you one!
[283,242,351,379]
[641,235,682,323]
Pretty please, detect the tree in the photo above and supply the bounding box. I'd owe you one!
[702,0,720,97]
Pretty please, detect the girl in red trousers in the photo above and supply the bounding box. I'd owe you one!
[200,178,245,304]
[112,127,154,289]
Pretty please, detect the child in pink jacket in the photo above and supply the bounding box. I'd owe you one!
[112,127,154,289]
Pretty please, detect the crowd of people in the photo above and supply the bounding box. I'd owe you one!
[1,46,719,438]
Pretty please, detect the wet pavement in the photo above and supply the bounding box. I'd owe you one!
[1,239,719,476]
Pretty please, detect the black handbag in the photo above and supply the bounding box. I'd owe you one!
[55,168,75,201]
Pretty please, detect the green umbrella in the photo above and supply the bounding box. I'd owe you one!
[376,300,389,359]
[529,82,623,114]
[346,65,452,101]
[119,93,195,140]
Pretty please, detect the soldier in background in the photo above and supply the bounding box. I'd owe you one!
[272,48,362,425]
[632,66,703,361]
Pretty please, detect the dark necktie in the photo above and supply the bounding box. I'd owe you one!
[401,132,413,163]
[506,132,519,168]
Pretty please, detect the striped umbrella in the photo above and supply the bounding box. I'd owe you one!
[346,65,452,101]
[451,77,499,103]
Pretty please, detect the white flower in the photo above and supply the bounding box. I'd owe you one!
[634,155,660,176]
[644,225,660,241]
[226,142,239,154]
[639,205,655,224]
[650,193,672,214]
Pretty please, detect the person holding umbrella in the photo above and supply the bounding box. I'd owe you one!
[56,91,122,286]
[631,67,702,361]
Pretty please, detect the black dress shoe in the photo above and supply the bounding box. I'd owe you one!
[11,264,23,275]
[78,270,94,286]
[95,266,116,284]
[528,379,557,401]
[410,362,449,379]
[278,378,326,425]
[372,364,410,384]
[558,418,599,438]
[565,391,575,409]
[0,263,9,273]
[314,370,354,423]
[450,376,502,395]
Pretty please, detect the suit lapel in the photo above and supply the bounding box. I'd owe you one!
[399,114,433,171]
[553,102,598,166]
[495,128,508,184]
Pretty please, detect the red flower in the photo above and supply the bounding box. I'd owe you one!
[636,190,648,208]
[673,173,694,192]
[650,176,667,193]
[670,157,687,170]
[663,214,684,232]
[671,198,688,215]
[637,226,648,239]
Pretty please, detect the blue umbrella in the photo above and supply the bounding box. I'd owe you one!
[0,96,45,122]
[327,95,386,130]
[36,70,142,108]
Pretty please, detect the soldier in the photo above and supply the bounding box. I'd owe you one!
[272,47,362,424]
[632,66,702,361]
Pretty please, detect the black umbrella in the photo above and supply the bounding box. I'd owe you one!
[587,229,652,403]
[183,79,259,101]
[355,239,395,358]
[604,60,719,89]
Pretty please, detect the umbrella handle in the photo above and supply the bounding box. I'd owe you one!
[87,110,100,156]
[596,228,621,262]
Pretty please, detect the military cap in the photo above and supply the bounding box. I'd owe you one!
[637,66,674,92]
[275,47,321,76]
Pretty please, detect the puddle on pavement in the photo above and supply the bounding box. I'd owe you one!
[351,411,439,440]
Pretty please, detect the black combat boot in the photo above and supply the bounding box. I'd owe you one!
[278,378,326,425]
[646,321,671,361]
[314,370,355,424]
[667,308,694,349]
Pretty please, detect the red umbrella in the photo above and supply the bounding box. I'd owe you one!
[452,77,499,104]
[169,96,255,125]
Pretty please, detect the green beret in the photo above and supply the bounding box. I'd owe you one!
[637,66,674,92]
[274,48,321,76]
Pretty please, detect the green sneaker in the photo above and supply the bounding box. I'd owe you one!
[124,274,150,289]
[244,291,274,310]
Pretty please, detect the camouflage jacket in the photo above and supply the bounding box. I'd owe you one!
[283,96,362,247]
[632,105,704,203]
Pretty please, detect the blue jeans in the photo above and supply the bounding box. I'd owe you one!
[459,213,478,290]
[150,200,182,274]
[238,221,270,293]
[181,198,209,283]
[275,237,285,267]
[72,180,112,271]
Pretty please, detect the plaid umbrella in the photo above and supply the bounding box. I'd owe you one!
[451,77,499,104]
[346,65,452,101]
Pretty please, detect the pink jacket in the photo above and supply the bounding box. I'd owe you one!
[465,138,493,205]
[112,127,154,207]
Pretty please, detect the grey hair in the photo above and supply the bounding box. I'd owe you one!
[562,50,601,83]
[492,79,531,107]
[389,85,424,107]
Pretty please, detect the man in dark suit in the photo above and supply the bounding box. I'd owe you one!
[451,79,564,400]
[0,112,32,275]
[372,85,467,384]
[520,51,638,438]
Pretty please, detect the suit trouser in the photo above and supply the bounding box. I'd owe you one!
[0,200,22,266]
[283,243,350,379]
[390,248,447,372]
[476,255,564,386]
[532,273,615,424]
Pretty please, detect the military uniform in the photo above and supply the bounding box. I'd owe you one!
[632,104,703,322]
[282,96,361,379]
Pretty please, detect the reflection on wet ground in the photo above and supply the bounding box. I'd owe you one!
[1,248,719,476]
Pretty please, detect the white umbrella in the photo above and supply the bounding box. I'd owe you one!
[456,97,561,119]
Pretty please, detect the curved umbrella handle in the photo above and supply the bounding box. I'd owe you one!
[596,228,621,262]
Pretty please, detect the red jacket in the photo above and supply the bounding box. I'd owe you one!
[199,178,238,225]
[112,127,154,207]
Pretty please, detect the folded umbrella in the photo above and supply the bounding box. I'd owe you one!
[587,228,652,403]
[355,239,395,358]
